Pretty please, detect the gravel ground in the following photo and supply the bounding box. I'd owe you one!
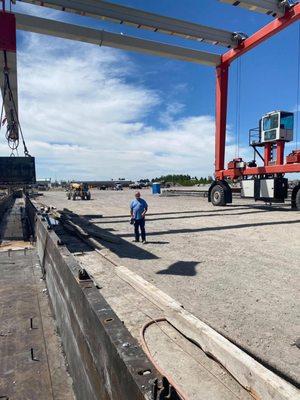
[41,188,300,386]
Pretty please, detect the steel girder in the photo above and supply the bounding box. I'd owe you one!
[219,0,291,17]
[16,0,242,47]
[15,13,221,66]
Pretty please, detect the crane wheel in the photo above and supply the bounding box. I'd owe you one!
[211,184,226,206]
[291,185,300,210]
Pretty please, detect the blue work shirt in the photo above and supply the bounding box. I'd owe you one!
[130,198,148,220]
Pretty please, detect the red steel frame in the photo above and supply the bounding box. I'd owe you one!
[0,8,17,142]
[215,2,300,180]
[0,12,16,53]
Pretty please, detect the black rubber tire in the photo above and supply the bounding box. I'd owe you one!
[211,184,226,206]
[295,188,300,210]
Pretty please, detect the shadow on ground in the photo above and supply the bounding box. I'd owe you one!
[95,209,271,224]
[83,203,292,223]
[120,218,300,238]
[157,261,200,276]
[83,205,251,220]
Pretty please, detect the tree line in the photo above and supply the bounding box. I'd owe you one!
[151,174,213,186]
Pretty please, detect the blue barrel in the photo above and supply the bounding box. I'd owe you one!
[152,183,161,194]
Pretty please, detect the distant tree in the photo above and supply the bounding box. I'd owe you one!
[151,174,213,186]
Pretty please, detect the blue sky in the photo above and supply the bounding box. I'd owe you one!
[2,0,300,180]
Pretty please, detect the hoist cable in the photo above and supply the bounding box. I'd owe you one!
[235,58,242,157]
[6,73,30,156]
[296,23,300,150]
[2,50,19,152]
[0,64,8,129]
[0,70,18,152]
[0,91,5,129]
[2,50,30,156]
[235,61,238,157]
[2,71,19,152]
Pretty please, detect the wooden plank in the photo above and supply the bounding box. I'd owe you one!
[166,309,299,400]
[116,266,183,311]
[56,210,121,244]
[116,266,300,400]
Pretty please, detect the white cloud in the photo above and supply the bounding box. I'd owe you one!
[1,33,247,180]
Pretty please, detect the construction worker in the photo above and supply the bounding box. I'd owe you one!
[130,191,148,244]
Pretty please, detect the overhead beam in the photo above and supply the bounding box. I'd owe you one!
[15,13,221,66]
[16,0,242,47]
[219,0,290,17]
[222,1,300,64]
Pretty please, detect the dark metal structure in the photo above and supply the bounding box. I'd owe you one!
[0,156,36,184]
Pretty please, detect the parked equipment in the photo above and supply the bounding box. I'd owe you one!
[114,184,123,191]
[209,111,300,208]
[129,182,142,189]
[210,111,300,208]
[67,183,91,200]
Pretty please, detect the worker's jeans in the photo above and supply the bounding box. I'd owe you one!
[134,218,146,241]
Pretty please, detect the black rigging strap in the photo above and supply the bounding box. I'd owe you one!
[1,49,30,156]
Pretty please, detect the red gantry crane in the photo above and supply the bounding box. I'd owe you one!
[210,0,300,209]
[0,0,300,208]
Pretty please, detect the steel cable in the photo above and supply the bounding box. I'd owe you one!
[2,50,30,156]
[296,23,300,150]
[235,58,242,158]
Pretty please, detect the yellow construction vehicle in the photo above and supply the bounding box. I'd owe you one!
[67,182,91,200]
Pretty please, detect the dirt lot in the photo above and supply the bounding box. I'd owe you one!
[41,188,300,386]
